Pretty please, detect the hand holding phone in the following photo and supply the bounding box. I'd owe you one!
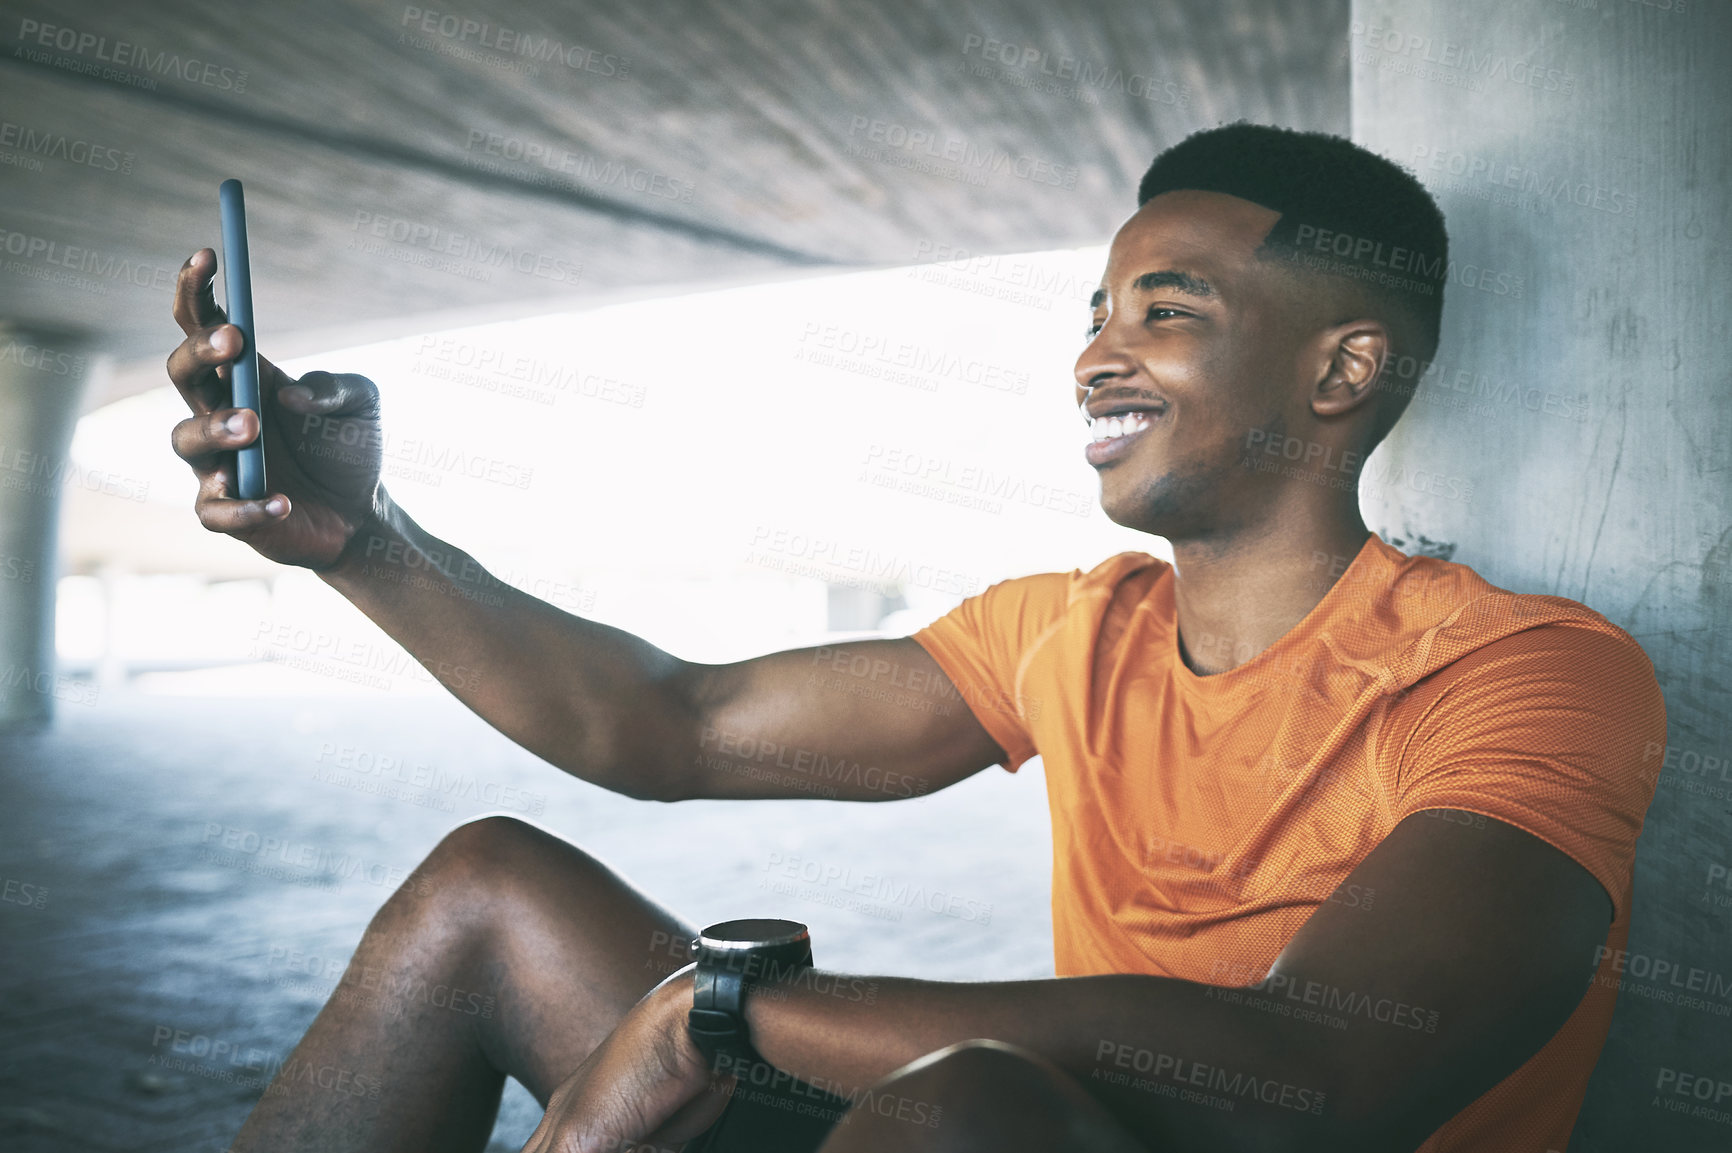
[166,196,384,571]
[219,178,266,499]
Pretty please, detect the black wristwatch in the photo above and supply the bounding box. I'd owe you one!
[687,918,812,1068]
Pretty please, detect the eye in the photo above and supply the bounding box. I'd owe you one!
[1146,306,1185,322]
[1082,320,1103,343]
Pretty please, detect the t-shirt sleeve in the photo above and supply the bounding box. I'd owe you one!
[909,571,1073,773]
[1392,623,1667,922]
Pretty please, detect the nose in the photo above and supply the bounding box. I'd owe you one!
[1073,320,1137,407]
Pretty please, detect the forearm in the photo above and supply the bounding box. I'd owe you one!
[742,972,1360,1151]
[319,496,696,799]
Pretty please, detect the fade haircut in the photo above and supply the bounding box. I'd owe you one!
[1137,121,1449,447]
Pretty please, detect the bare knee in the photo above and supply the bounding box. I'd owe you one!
[427,814,550,875]
[375,815,580,941]
[819,1040,1147,1153]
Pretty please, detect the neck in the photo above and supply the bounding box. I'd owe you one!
[1167,511,1372,676]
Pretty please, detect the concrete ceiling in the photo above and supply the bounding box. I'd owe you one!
[0,0,1347,409]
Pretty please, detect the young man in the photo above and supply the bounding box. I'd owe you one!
[166,122,1665,1152]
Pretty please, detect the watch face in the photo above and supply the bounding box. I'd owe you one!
[698,918,809,950]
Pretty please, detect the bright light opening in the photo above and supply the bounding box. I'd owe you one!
[64,245,1165,694]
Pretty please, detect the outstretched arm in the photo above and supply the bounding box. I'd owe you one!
[166,249,1008,804]
[319,505,1008,803]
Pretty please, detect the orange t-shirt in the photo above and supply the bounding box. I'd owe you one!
[910,531,1666,1152]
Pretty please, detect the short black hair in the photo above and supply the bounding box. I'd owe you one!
[1137,121,1448,446]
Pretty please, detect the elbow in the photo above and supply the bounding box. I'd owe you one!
[556,725,693,803]
[590,754,692,803]
[628,773,692,803]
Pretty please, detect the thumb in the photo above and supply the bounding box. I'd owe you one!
[644,1073,737,1145]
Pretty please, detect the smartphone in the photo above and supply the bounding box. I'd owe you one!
[218,178,266,500]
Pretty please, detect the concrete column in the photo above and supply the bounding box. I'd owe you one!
[0,326,98,727]
[1350,3,1730,1148]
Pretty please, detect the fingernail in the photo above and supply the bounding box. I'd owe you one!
[264,497,286,515]
[280,385,313,405]
[225,412,247,434]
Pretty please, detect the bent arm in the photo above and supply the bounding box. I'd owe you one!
[739,812,1612,1151]
[321,501,1007,802]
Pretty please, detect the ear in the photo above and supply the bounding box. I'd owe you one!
[1311,321,1389,419]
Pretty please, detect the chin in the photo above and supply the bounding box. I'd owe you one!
[1100,469,1212,539]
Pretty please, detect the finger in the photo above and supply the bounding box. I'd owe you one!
[193,470,289,534]
[172,409,258,465]
[647,1073,736,1144]
[173,248,227,336]
[166,324,247,412]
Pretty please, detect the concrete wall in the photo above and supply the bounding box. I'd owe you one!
[1351,2,1730,1147]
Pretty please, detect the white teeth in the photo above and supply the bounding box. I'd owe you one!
[1091,410,1156,441]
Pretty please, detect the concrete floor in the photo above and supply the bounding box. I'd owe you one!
[0,684,1055,1151]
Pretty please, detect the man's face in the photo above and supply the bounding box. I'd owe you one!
[1075,189,1319,543]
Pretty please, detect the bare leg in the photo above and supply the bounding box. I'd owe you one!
[230,815,698,1153]
[817,1039,1151,1153]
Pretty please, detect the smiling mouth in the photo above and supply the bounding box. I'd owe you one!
[1082,406,1165,467]
[1088,409,1160,443]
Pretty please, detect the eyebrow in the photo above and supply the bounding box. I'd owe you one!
[1088,269,1218,311]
